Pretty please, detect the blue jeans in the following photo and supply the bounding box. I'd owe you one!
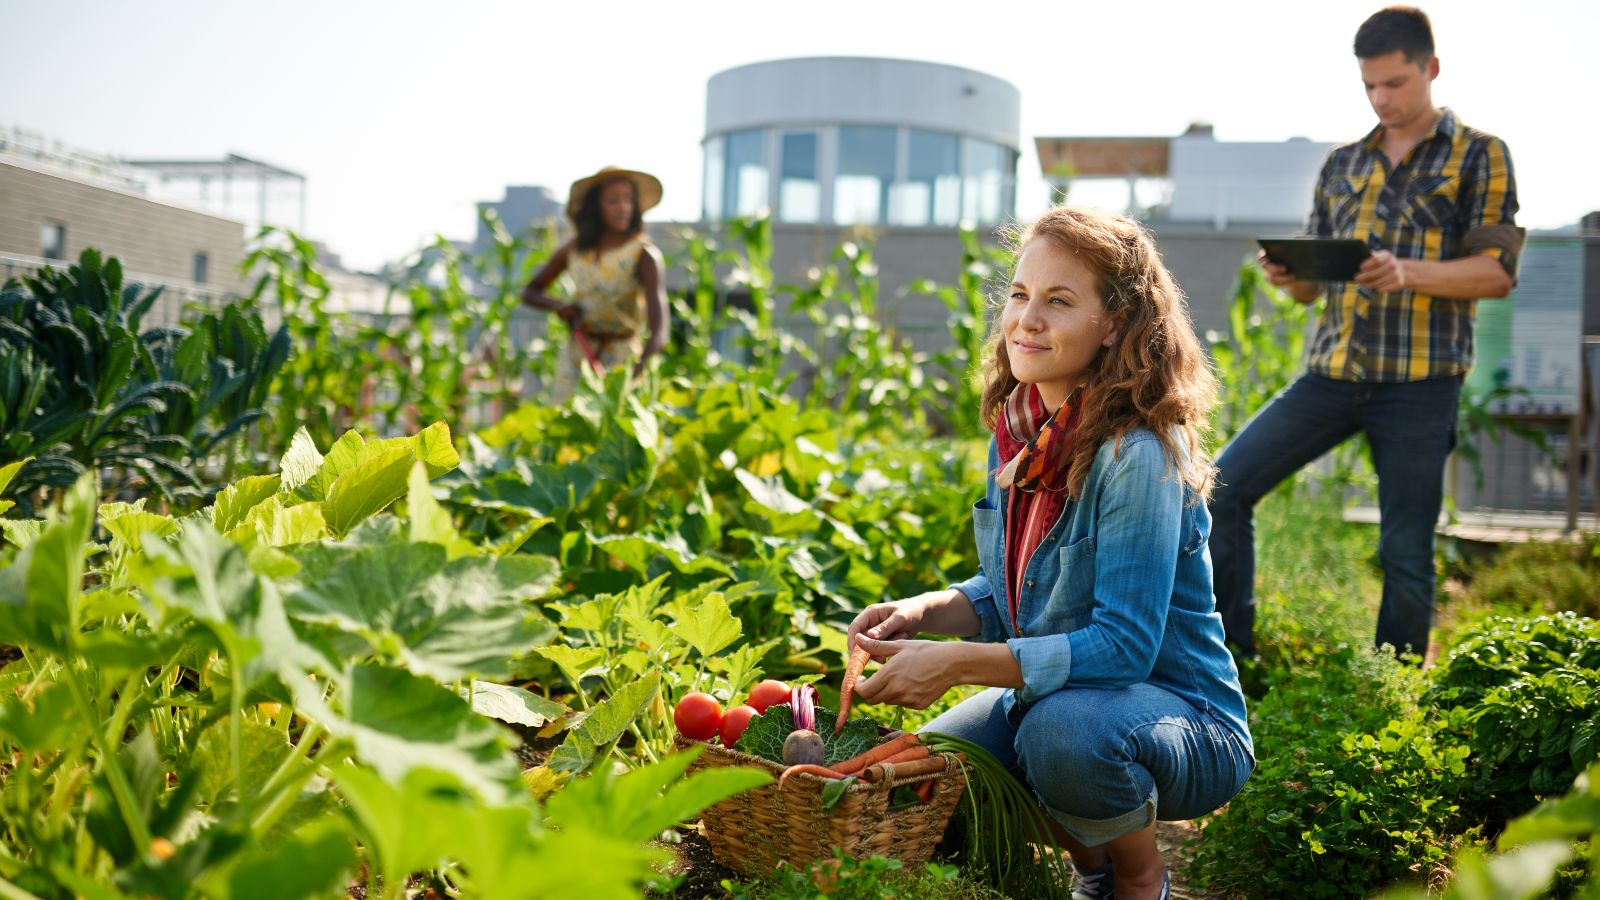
[920,686,1254,847]
[1208,373,1462,657]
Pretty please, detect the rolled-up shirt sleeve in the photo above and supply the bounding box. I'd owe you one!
[1459,137,1524,281]
[1005,438,1181,703]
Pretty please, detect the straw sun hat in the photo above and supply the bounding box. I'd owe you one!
[565,166,663,221]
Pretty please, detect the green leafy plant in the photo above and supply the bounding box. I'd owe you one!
[733,702,882,766]
[1193,647,1471,898]
[0,250,284,511]
[1455,542,1600,620]
[1426,613,1600,823]
[1380,760,1600,900]
[0,422,766,897]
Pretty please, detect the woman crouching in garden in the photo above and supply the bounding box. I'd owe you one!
[847,206,1254,900]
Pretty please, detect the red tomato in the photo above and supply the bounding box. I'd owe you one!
[746,680,791,714]
[720,705,760,748]
[673,692,723,741]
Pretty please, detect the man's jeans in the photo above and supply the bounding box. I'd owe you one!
[1208,373,1461,657]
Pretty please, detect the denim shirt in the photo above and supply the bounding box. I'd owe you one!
[952,428,1252,744]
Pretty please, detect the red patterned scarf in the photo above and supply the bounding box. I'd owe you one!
[995,384,1082,630]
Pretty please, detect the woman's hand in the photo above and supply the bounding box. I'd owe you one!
[846,599,926,660]
[850,637,961,710]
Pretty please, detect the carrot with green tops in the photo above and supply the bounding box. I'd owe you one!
[835,643,873,734]
[778,764,845,788]
[830,732,921,776]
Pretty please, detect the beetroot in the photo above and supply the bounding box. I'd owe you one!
[782,729,826,766]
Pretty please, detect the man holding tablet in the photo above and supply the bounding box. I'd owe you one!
[1209,6,1524,661]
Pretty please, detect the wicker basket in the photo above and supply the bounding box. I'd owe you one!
[676,734,968,875]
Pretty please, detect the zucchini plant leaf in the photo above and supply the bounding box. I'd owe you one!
[0,474,96,653]
[544,746,770,843]
[212,474,282,534]
[547,674,661,775]
[467,681,569,729]
[316,665,519,804]
[286,541,555,682]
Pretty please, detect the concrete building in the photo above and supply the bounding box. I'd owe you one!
[471,185,563,257]
[0,127,389,318]
[689,56,1023,352]
[0,127,248,313]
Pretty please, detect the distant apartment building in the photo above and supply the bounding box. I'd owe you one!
[0,128,250,307]
[0,127,389,316]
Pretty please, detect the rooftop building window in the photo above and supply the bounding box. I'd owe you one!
[41,222,65,260]
[777,131,820,224]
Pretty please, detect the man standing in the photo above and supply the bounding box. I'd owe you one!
[1209,6,1524,660]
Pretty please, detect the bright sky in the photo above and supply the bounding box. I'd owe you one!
[3,0,1595,271]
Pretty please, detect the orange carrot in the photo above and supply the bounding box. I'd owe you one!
[831,733,921,776]
[778,764,845,788]
[862,754,950,784]
[876,746,931,766]
[913,780,934,803]
[835,644,873,734]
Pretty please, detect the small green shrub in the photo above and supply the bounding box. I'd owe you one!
[1193,647,1472,898]
[1425,613,1600,823]
[1379,761,1600,900]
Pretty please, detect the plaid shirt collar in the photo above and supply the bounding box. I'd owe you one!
[1358,107,1459,154]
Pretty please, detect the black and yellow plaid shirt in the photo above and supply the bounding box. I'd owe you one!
[1306,108,1521,382]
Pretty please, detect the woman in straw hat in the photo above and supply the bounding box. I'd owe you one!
[521,166,669,398]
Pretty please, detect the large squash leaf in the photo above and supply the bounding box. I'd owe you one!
[285,542,556,681]
[311,664,519,803]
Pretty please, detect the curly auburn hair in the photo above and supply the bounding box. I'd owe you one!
[979,205,1218,501]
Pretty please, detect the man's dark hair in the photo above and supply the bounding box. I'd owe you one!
[1354,6,1435,64]
[574,177,643,251]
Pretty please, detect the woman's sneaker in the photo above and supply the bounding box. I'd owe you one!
[1070,862,1114,900]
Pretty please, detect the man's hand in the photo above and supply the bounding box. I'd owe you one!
[1258,250,1320,305]
[556,303,583,326]
[1355,250,1409,292]
[850,637,957,710]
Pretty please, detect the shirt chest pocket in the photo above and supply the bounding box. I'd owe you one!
[1325,174,1369,235]
[1401,173,1461,233]
[1049,534,1097,631]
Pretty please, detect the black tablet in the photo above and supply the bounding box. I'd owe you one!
[1257,236,1372,282]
